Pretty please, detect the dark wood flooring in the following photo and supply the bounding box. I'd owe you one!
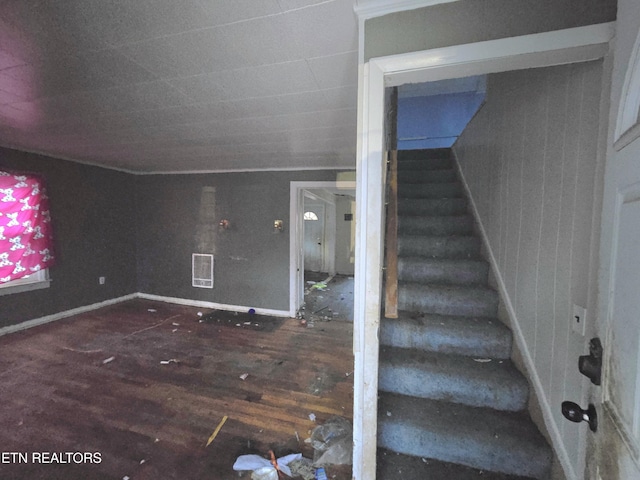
[0,299,354,480]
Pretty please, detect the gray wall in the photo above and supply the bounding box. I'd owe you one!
[454,61,605,478]
[0,147,138,327]
[364,0,616,61]
[0,146,349,324]
[135,170,342,311]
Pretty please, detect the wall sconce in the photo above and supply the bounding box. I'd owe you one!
[219,219,230,230]
[273,219,284,233]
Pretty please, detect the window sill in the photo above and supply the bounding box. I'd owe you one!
[0,279,51,296]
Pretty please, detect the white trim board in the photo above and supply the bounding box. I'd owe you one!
[353,22,614,480]
[0,294,137,337]
[354,0,458,20]
[137,293,290,318]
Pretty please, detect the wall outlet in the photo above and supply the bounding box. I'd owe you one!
[99,276,106,285]
[572,304,586,336]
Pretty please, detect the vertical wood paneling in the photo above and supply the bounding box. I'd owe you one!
[455,61,604,478]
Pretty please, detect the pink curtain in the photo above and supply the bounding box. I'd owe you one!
[0,170,55,283]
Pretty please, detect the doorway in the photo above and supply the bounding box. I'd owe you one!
[289,181,356,318]
[353,23,613,480]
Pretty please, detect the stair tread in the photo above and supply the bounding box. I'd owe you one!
[381,313,512,359]
[378,392,552,479]
[379,346,528,410]
[377,449,539,480]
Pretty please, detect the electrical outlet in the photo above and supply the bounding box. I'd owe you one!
[99,276,106,285]
[572,304,586,336]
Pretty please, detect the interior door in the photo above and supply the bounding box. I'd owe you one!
[595,117,640,480]
[304,203,325,273]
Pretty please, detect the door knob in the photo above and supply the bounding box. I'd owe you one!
[561,401,597,432]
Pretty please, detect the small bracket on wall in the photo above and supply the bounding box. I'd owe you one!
[273,219,284,233]
[578,337,603,386]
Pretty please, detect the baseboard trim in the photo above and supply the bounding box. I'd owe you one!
[0,293,138,337]
[452,149,576,480]
[1,294,292,338]
[136,293,291,318]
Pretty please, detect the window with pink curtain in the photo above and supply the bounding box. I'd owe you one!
[0,170,55,284]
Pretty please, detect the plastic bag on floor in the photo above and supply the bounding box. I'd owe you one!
[233,453,301,477]
[308,416,353,466]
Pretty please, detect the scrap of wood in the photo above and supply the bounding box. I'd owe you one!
[122,314,181,340]
[206,415,228,447]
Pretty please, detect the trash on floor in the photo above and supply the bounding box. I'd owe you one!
[307,416,353,466]
[205,415,228,447]
[239,373,249,380]
[233,452,302,478]
[289,457,315,480]
[309,281,327,291]
[160,359,178,365]
[102,356,115,364]
[315,467,328,480]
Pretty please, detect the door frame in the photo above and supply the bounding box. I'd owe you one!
[353,22,614,479]
[290,181,356,317]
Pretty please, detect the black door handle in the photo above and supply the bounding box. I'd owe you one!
[561,401,597,432]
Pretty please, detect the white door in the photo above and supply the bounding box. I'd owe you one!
[594,21,640,479]
[304,204,325,272]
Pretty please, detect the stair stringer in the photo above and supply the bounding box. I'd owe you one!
[451,148,571,480]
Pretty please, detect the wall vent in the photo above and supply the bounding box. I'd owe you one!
[192,253,214,288]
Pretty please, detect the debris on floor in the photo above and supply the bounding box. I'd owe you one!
[233,452,302,478]
[307,416,353,466]
[239,373,249,380]
[289,457,315,480]
[205,415,228,447]
[102,356,115,364]
[160,359,179,365]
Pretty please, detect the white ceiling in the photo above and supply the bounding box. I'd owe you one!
[0,0,365,173]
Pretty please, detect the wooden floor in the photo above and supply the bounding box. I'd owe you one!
[0,299,354,480]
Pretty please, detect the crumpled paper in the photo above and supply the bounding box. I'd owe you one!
[232,453,302,477]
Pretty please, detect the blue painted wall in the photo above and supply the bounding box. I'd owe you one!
[398,91,485,150]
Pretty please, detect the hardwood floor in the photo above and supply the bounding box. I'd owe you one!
[0,300,354,480]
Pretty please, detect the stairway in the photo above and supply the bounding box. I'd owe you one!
[378,149,552,480]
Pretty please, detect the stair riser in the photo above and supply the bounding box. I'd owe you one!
[397,259,488,285]
[398,198,468,216]
[380,317,512,359]
[399,183,462,199]
[398,236,480,258]
[398,216,473,236]
[397,169,457,183]
[378,364,528,411]
[398,285,498,317]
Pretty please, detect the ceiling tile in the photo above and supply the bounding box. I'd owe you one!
[307,51,358,89]
[277,0,333,11]
[221,61,320,100]
[284,0,358,58]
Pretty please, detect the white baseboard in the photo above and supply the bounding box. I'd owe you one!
[0,293,137,337]
[137,293,291,318]
[1,293,291,338]
[452,150,576,480]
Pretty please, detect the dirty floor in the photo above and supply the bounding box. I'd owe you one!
[301,272,354,324]
[0,299,354,479]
